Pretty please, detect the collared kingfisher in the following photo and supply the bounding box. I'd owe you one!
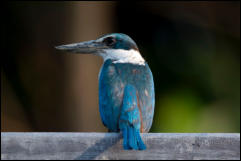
[56,33,155,150]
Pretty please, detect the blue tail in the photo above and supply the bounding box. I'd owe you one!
[119,84,146,150]
[122,126,146,150]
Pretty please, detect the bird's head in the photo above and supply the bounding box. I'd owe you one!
[56,33,145,65]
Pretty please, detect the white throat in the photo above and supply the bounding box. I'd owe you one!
[98,49,145,65]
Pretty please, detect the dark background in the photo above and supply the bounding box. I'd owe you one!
[2,1,240,132]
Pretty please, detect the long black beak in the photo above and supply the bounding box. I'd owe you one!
[55,40,107,54]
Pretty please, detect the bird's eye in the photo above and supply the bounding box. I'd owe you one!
[103,37,116,46]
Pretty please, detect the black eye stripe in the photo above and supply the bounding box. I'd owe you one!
[103,37,116,46]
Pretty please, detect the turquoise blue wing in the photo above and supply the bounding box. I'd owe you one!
[98,60,123,132]
[119,84,146,150]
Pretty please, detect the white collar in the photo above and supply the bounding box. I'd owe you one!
[98,49,145,65]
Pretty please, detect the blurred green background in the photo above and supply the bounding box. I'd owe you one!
[2,1,240,132]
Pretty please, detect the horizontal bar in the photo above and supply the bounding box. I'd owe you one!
[1,133,240,160]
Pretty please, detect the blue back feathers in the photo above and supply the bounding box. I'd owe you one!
[98,59,155,150]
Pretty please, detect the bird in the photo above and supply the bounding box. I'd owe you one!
[56,33,155,150]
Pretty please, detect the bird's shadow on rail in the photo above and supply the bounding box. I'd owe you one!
[74,133,122,160]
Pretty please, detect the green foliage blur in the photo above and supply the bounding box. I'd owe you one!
[149,31,240,132]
